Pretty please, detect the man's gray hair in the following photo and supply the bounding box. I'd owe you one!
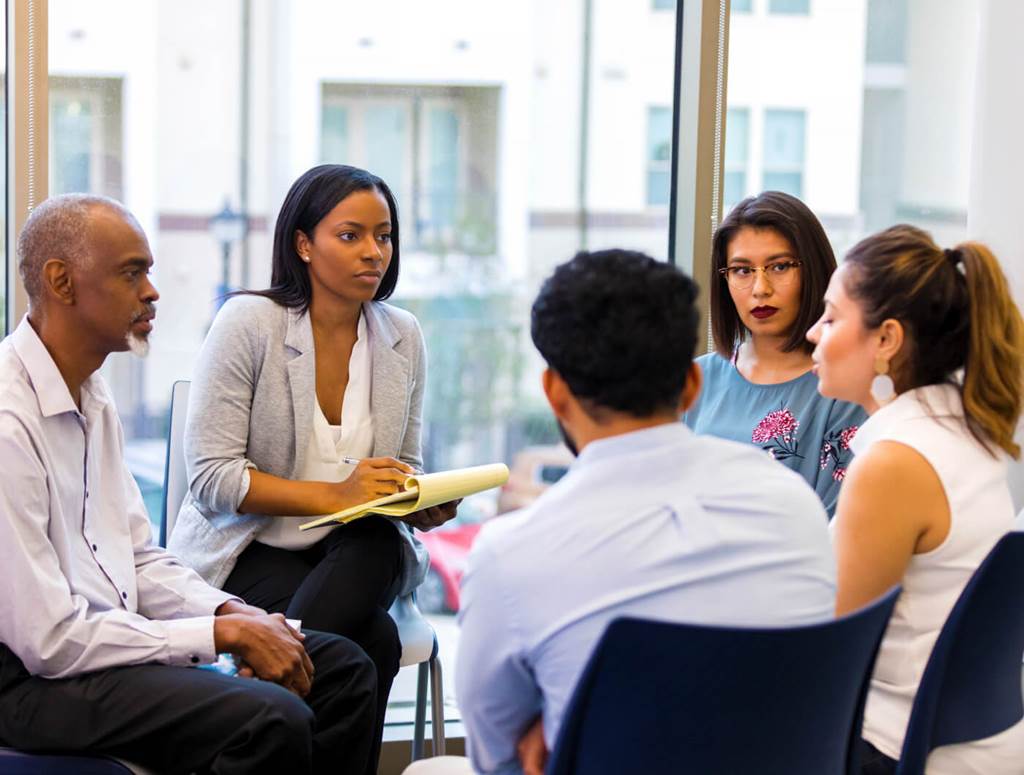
[18,193,138,303]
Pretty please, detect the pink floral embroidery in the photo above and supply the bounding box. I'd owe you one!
[819,442,833,470]
[821,425,858,483]
[752,408,803,461]
[838,425,858,450]
[752,409,800,444]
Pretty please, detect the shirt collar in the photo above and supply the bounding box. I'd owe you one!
[850,383,962,456]
[576,421,694,467]
[10,315,109,418]
[285,302,380,356]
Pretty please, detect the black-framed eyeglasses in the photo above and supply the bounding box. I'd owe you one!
[718,260,802,290]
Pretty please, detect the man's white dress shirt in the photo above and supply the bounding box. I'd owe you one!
[456,422,837,774]
[0,317,236,679]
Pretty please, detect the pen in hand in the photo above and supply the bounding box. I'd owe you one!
[341,456,361,466]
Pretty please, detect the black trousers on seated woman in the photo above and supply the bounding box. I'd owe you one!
[224,516,403,775]
[859,738,898,775]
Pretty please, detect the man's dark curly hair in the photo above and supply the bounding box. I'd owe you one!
[531,249,700,418]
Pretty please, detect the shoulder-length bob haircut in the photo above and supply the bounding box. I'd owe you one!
[709,190,835,357]
[242,164,401,312]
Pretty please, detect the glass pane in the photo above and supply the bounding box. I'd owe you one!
[763,171,803,198]
[865,0,907,64]
[49,77,124,201]
[647,106,673,206]
[647,106,672,162]
[724,170,747,210]
[320,104,350,163]
[726,0,977,268]
[725,107,749,166]
[427,107,459,233]
[652,0,676,10]
[51,95,93,193]
[48,0,678,721]
[769,0,811,14]
[732,0,753,13]
[647,170,671,207]
[763,109,805,168]
[365,105,407,200]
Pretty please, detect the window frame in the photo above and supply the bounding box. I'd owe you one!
[6,0,48,333]
[646,104,674,207]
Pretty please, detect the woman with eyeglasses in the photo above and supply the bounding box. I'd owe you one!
[683,191,865,516]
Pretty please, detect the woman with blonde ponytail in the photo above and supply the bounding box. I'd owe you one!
[806,224,1024,774]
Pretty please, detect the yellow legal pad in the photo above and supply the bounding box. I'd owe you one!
[299,463,510,531]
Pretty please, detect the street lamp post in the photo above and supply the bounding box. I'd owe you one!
[208,199,248,310]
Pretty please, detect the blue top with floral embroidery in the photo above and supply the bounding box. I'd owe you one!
[683,352,867,518]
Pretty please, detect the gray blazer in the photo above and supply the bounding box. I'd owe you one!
[168,294,430,596]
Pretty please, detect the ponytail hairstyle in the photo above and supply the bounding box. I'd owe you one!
[843,224,1024,458]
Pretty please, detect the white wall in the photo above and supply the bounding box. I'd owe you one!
[727,0,868,218]
[901,0,977,218]
[967,0,1024,510]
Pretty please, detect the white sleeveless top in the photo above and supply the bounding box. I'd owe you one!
[849,383,1023,773]
[258,312,375,550]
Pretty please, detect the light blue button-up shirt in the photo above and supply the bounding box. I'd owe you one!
[456,422,836,774]
[0,318,236,678]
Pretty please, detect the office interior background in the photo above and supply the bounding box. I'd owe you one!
[3,0,1023,737]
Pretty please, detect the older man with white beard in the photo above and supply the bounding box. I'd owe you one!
[0,194,379,774]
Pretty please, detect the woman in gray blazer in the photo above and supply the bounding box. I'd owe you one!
[169,165,457,774]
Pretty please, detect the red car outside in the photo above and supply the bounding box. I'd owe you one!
[413,449,572,614]
[413,495,493,614]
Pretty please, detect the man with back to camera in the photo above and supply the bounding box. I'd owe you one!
[0,193,380,774]
[404,249,837,775]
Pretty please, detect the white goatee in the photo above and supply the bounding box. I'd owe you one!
[126,331,151,358]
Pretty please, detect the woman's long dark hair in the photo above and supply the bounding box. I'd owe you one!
[241,164,401,312]
[709,190,836,357]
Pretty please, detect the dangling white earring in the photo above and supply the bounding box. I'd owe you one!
[870,358,896,405]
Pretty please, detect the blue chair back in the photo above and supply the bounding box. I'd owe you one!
[897,531,1024,774]
[546,588,900,775]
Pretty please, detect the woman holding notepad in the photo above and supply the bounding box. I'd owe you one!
[169,165,457,774]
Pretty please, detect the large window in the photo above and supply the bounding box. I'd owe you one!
[762,108,805,198]
[11,0,1024,750]
[49,78,123,199]
[45,0,679,722]
[770,0,811,14]
[724,107,750,209]
[646,106,673,206]
[320,86,497,256]
[725,0,977,255]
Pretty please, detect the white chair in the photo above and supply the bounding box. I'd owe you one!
[161,380,445,759]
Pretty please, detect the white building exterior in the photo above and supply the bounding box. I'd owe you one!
[46,0,978,473]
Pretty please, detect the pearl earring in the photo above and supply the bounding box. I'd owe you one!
[301,254,310,263]
[870,357,895,405]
